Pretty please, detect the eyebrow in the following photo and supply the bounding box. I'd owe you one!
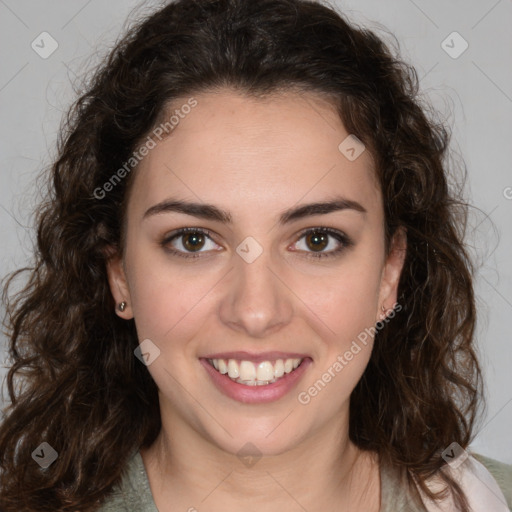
[143,196,367,225]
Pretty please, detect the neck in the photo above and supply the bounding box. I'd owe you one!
[141,414,380,512]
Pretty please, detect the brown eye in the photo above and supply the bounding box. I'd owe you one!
[292,227,353,259]
[182,232,206,252]
[305,231,329,252]
[162,227,221,258]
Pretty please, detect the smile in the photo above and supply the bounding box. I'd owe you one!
[207,357,303,386]
[200,353,312,404]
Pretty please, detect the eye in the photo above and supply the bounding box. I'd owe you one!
[291,227,353,259]
[161,227,221,258]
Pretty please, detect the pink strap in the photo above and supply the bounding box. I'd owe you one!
[419,456,509,511]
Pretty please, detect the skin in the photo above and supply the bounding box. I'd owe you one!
[107,88,406,512]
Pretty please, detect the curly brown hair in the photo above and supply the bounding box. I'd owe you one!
[0,0,482,510]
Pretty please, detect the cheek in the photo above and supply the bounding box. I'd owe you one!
[295,265,381,412]
[125,248,219,347]
[292,257,383,343]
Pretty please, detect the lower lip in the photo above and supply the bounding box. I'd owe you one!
[200,358,312,404]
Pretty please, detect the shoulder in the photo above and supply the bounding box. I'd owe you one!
[96,450,158,512]
[96,491,126,512]
[420,453,511,512]
[472,453,512,509]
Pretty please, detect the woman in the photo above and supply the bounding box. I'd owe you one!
[0,0,510,510]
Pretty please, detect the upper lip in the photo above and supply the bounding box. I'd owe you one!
[201,351,311,363]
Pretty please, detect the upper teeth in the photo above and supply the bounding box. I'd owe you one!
[209,358,302,384]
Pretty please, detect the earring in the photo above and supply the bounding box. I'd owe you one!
[118,301,127,312]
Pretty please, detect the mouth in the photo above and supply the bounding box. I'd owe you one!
[200,352,312,404]
[206,356,304,386]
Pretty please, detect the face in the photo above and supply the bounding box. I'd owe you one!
[107,89,405,457]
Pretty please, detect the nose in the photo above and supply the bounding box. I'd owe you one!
[218,247,294,338]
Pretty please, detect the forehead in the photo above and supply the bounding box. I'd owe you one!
[129,89,381,219]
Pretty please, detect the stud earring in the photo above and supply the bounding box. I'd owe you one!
[118,301,127,312]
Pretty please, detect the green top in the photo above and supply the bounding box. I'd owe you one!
[97,450,512,511]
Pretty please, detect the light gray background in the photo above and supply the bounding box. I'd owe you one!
[1,0,511,462]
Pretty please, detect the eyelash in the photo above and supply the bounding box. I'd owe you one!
[161,227,353,260]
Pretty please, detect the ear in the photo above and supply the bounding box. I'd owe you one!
[106,252,134,320]
[377,227,407,322]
